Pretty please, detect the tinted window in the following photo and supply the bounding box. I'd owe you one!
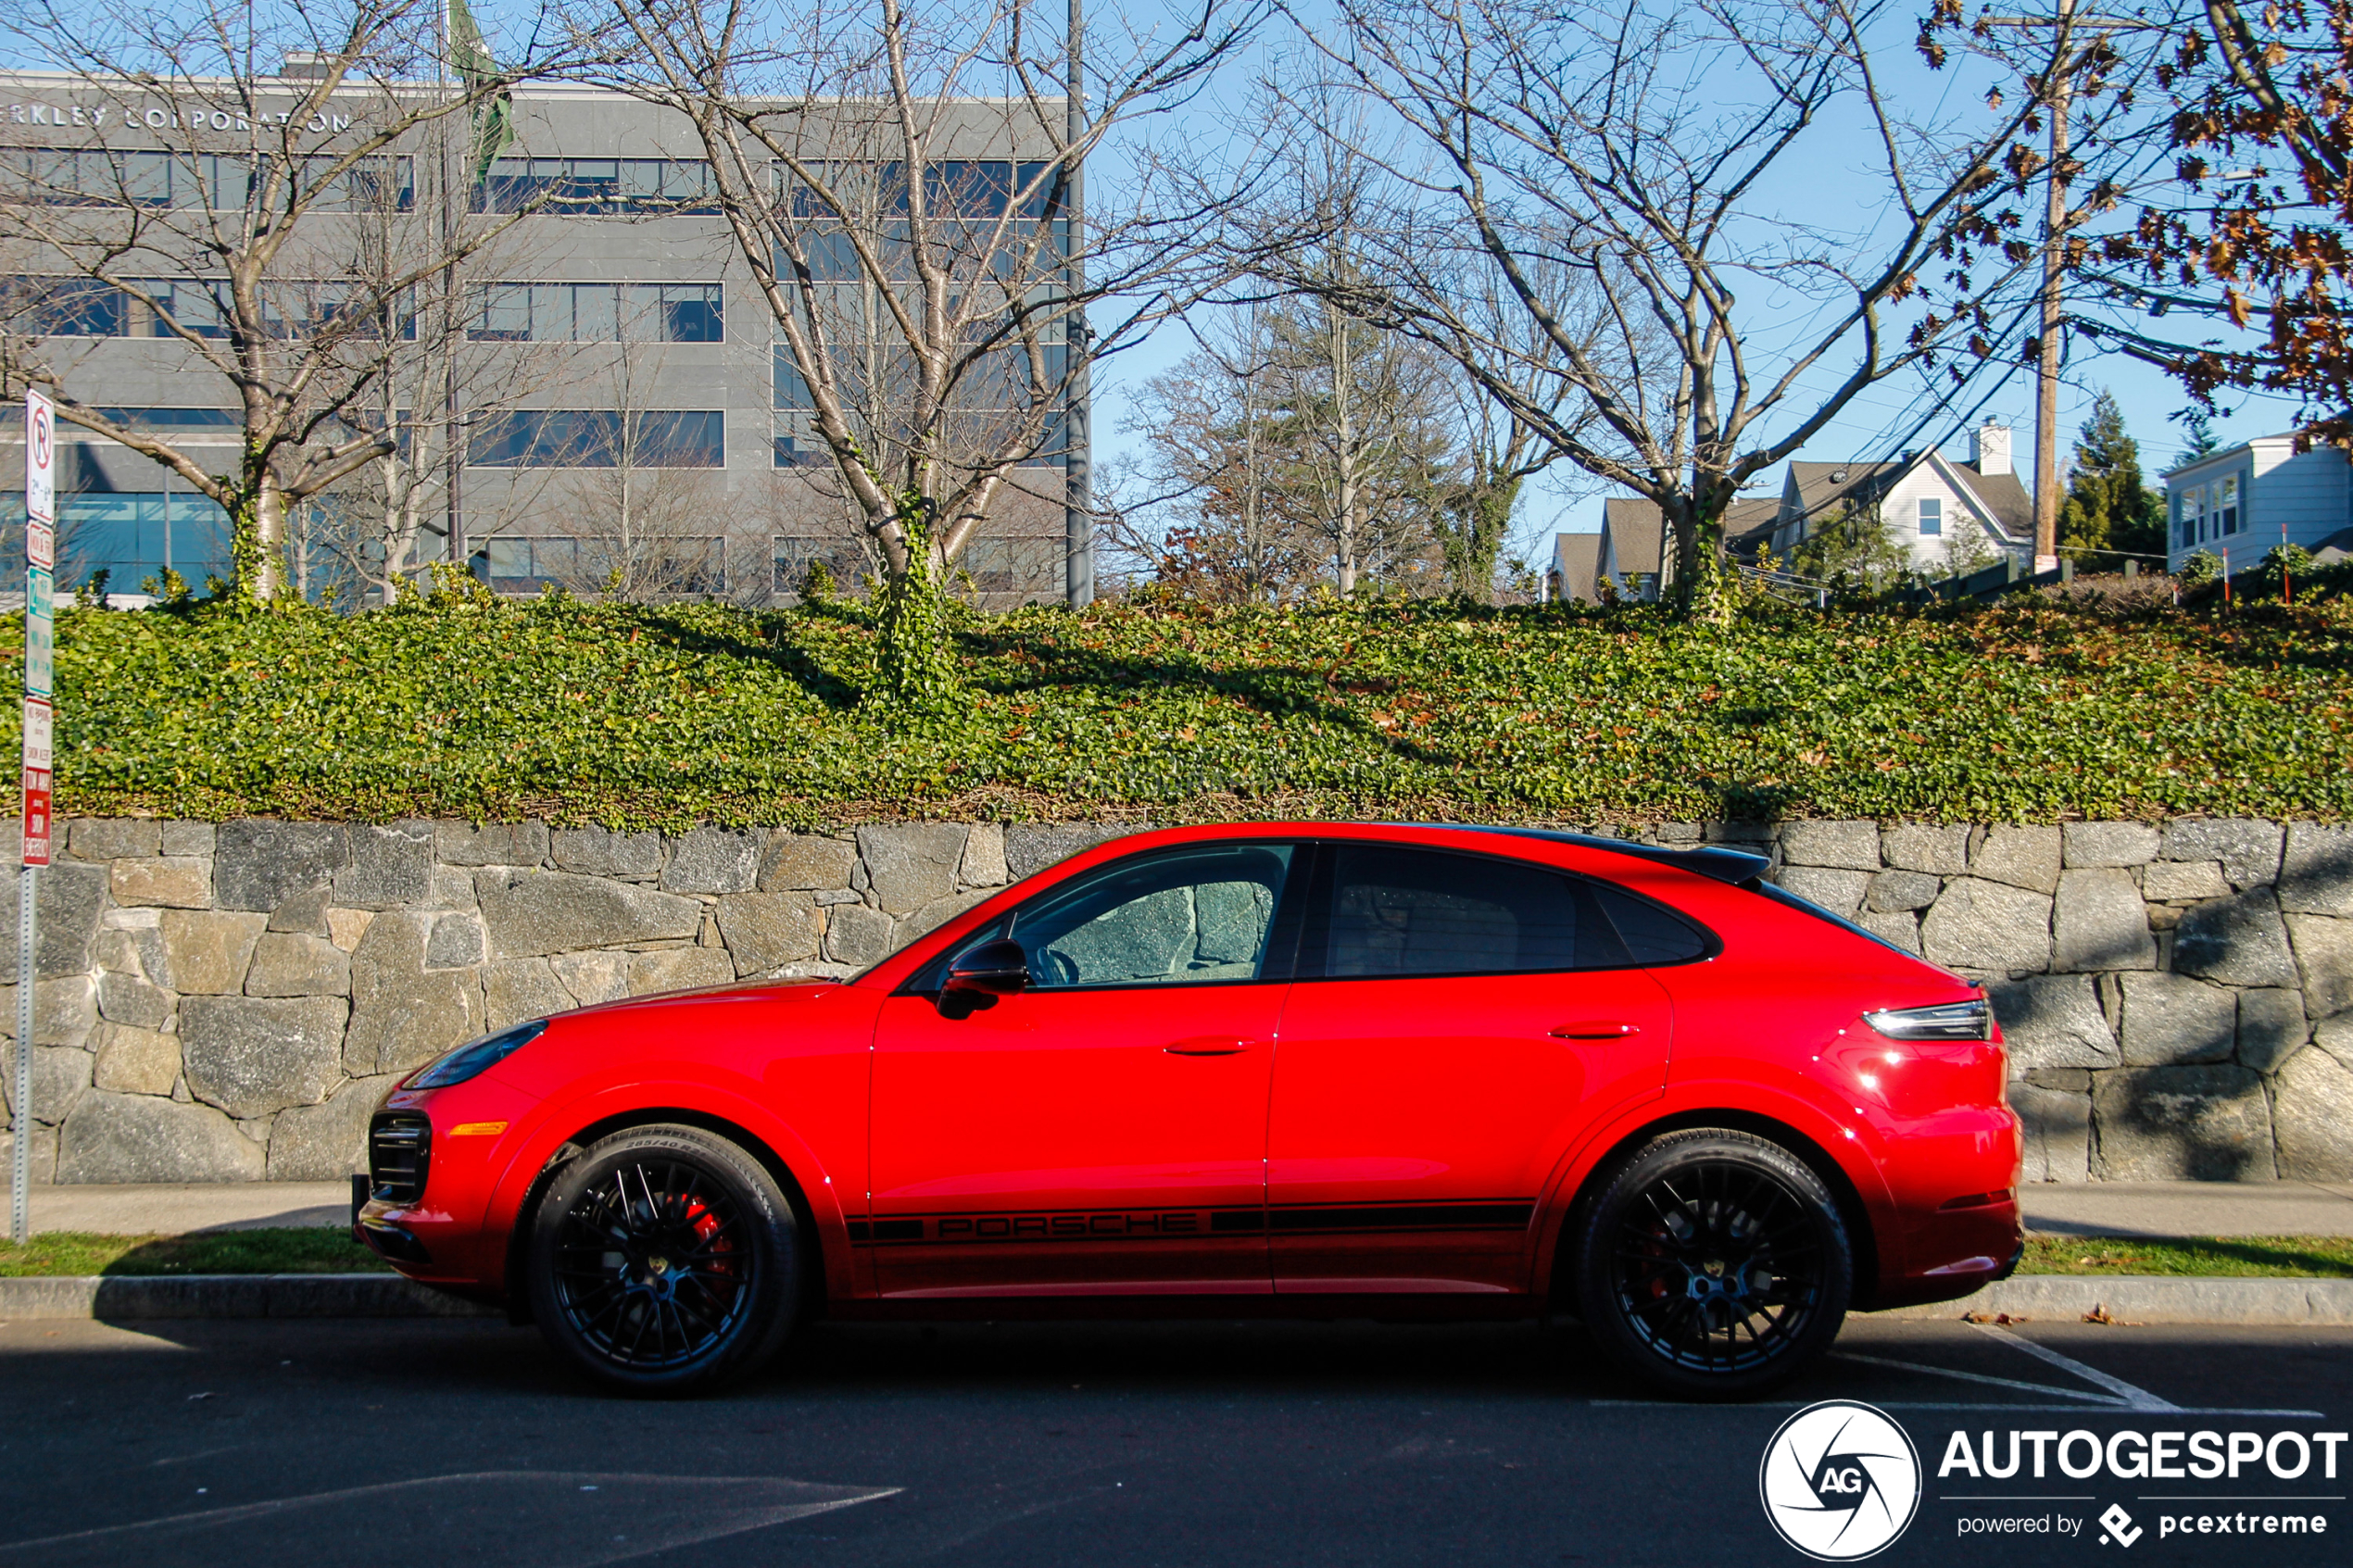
[1315,847,1618,978]
[1590,883,1716,964]
[1006,844,1296,989]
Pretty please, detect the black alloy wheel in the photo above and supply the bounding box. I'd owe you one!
[1574,1129,1853,1399]
[527,1124,802,1396]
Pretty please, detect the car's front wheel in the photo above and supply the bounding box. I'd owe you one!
[1573,1129,1853,1400]
[526,1123,802,1396]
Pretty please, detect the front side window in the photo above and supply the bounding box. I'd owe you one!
[1001,844,1296,989]
[1917,496,1942,536]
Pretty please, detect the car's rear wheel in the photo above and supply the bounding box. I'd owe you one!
[526,1123,801,1396]
[1573,1129,1852,1400]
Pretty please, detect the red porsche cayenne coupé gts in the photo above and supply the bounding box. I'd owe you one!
[356,822,2021,1399]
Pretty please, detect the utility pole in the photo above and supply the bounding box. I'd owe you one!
[440,0,467,580]
[2031,0,2077,573]
[1063,0,1093,608]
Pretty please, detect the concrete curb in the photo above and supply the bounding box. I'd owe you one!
[0,1273,498,1321]
[1875,1275,2353,1325]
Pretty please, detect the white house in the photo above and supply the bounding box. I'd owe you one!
[1765,422,2032,574]
[2163,435,2353,574]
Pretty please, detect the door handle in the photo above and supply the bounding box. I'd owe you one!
[1164,1037,1255,1056]
[1549,1022,1642,1040]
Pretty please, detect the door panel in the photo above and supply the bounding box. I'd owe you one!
[868,842,1300,1298]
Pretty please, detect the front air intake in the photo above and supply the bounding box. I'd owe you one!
[368,1112,432,1205]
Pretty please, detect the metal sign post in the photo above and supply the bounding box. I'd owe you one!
[15,387,54,1243]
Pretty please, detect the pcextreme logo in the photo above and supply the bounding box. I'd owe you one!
[1759,1400,1923,1561]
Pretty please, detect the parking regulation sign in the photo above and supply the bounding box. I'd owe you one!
[24,565,50,697]
[24,388,54,570]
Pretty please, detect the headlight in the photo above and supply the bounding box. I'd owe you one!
[409,1020,548,1089]
[1861,999,1991,1041]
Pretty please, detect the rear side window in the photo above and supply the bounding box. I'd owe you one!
[1310,845,1625,978]
[1589,883,1718,965]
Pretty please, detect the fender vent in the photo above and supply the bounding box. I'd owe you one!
[369,1113,432,1205]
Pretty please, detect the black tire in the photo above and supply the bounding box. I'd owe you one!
[526,1123,802,1396]
[1572,1129,1852,1400]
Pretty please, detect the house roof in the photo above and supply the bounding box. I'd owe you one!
[1784,453,2035,544]
[1552,532,1602,602]
[1784,460,1903,529]
[1722,497,1781,559]
[1601,498,1667,576]
[1940,458,2034,541]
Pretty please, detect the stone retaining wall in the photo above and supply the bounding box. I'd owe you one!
[2,816,2347,1185]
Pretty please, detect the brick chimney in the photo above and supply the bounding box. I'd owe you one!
[1971,420,2012,477]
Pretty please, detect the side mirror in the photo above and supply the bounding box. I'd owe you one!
[938,937,1029,1016]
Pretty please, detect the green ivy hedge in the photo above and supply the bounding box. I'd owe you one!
[11,589,2352,827]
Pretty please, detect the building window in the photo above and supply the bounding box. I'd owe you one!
[484,535,583,592]
[773,535,866,592]
[471,282,723,344]
[12,491,236,594]
[93,407,239,428]
[1917,496,1942,536]
[2179,484,2205,546]
[468,410,724,468]
[474,157,720,216]
[487,534,724,594]
[0,148,412,211]
[2215,474,2240,536]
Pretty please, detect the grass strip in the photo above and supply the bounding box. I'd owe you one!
[0,1227,389,1277]
[2017,1234,2353,1279]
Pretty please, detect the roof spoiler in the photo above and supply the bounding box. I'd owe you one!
[1440,826,1771,886]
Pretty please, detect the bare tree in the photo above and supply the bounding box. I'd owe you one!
[1267,0,2095,611]
[0,0,578,601]
[550,336,732,598]
[597,0,1268,700]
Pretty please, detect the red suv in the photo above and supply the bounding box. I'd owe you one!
[358,823,2021,1399]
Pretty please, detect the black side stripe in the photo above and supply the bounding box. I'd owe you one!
[1269,1202,1534,1234]
[845,1201,1535,1245]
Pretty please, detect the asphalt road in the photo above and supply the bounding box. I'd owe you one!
[1,1311,2347,1567]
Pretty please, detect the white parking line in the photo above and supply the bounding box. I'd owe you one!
[1969,1322,2182,1411]
[1829,1350,2128,1404]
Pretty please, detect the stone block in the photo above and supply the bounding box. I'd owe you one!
[159,821,215,858]
[824,903,894,967]
[2093,1064,2275,1181]
[333,822,434,909]
[92,1022,179,1096]
[959,823,1010,888]
[159,910,267,996]
[110,857,212,909]
[2115,971,2237,1065]
[2278,822,2353,915]
[661,826,764,895]
[2237,988,2309,1073]
[1775,866,1870,915]
[900,890,991,948]
[1867,871,1941,913]
[1880,824,1969,875]
[1005,824,1136,883]
[57,1090,264,1183]
[2172,888,2299,988]
[0,1044,92,1128]
[629,947,738,997]
[244,933,350,998]
[2141,859,2229,903]
[1778,820,1880,871]
[2161,817,2284,889]
[2064,821,2159,868]
[1919,878,2052,973]
[436,820,550,868]
[0,861,107,978]
[431,868,479,909]
[550,950,631,1007]
[477,869,702,959]
[344,911,485,1077]
[2010,1083,2091,1183]
[267,1074,396,1182]
[2272,1047,2353,1180]
[2286,912,2353,1020]
[760,833,857,892]
[1703,822,1775,845]
[95,970,174,1030]
[2053,869,2156,972]
[214,821,346,912]
[857,824,970,914]
[0,1125,56,1184]
[714,892,824,976]
[327,909,373,952]
[425,911,486,970]
[94,928,145,976]
[1969,824,2061,895]
[180,995,348,1119]
[483,959,576,1031]
[1855,910,1922,955]
[1986,974,2117,1071]
[549,826,665,879]
[1,974,98,1046]
[268,886,331,936]
[69,818,159,860]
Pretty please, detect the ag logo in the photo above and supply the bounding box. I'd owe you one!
[1759,1400,1921,1561]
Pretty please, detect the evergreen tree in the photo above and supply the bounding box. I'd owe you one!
[2057,391,2167,562]
[2172,409,2221,470]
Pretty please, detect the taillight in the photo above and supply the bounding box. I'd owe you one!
[1861,998,1990,1041]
